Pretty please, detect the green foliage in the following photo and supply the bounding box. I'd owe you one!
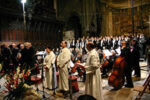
[4,83,28,100]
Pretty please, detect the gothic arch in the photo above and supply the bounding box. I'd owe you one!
[65,12,82,40]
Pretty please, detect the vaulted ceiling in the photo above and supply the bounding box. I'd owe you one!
[101,0,150,9]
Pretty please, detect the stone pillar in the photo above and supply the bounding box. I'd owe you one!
[108,10,113,36]
[105,7,113,36]
[54,0,57,17]
[81,0,87,36]
[149,15,150,37]
[54,0,57,10]
[82,0,97,36]
[101,5,106,36]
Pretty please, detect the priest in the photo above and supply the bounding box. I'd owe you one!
[43,46,56,90]
[84,41,103,100]
[57,41,71,97]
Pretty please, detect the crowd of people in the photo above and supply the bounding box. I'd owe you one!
[0,42,36,74]
[44,33,150,99]
[0,33,150,99]
[54,34,148,77]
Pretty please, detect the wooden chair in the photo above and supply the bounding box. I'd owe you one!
[135,73,150,100]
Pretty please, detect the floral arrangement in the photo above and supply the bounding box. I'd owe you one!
[5,67,30,90]
[4,67,32,100]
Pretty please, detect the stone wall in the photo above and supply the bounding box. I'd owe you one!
[56,0,150,37]
[101,3,150,37]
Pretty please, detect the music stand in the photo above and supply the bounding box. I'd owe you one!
[34,63,39,92]
[69,68,73,100]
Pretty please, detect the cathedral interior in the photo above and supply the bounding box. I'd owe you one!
[0,0,150,100]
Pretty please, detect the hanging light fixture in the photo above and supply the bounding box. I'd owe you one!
[21,0,27,30]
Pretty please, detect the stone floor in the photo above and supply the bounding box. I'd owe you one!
[0,61,150,100]
[32,61,150,100]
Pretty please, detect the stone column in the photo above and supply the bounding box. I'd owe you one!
[54,0,57,10]
[108,10,113,36]
[81,0,88,35]
[82,0,97,36]
[149,15,150,37]
[54,0,57,17]
[105,7,113,35]
[101,5,106,36]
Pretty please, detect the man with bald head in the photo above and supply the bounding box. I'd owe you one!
[57,41,71,97]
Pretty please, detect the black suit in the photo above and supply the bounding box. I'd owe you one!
[131,44,141,77]
[114,41,118,49]
[19,48,26,65]
[1,47,11,72]
[120,46,133,87]
[24,47,36,68]
[11,48,19,67]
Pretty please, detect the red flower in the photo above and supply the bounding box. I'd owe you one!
[26,72,29,75]
[17,76,19,79]
[6,84,11,91]
[16,84,18,88]
[6,84,9,88]
[13,70,16,74]
[23,74,25,78]
[21,78,23,81]
[16,80,18,84]
[10,79,14,84]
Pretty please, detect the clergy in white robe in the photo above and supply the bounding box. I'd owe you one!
[85,42,103,100]
[43,47,56,89]
[57,41,71,94]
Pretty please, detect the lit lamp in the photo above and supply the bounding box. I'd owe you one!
[21,0,27,30]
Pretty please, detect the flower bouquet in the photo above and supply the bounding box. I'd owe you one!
[4,67,34,100]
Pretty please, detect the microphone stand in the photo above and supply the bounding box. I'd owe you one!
[52,63,56,95]
[69,68,73,100]
[36,66,39,92]
[41,62,46,99]
[35,60,40,92]
[35,55,47,100]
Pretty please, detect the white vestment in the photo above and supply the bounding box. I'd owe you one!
[43,51,56,89]
[57,47,71,91]
[85,49,103,100]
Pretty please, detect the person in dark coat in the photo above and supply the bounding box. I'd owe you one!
[120,41,133,88]
[24,42,36,69]
[130,39,141,77]
[146,38,150,71]
[1,44,11,72]
[11,43,19,68]
[18,44,26,66]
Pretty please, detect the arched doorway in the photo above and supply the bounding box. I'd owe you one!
[66,14,82,40]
